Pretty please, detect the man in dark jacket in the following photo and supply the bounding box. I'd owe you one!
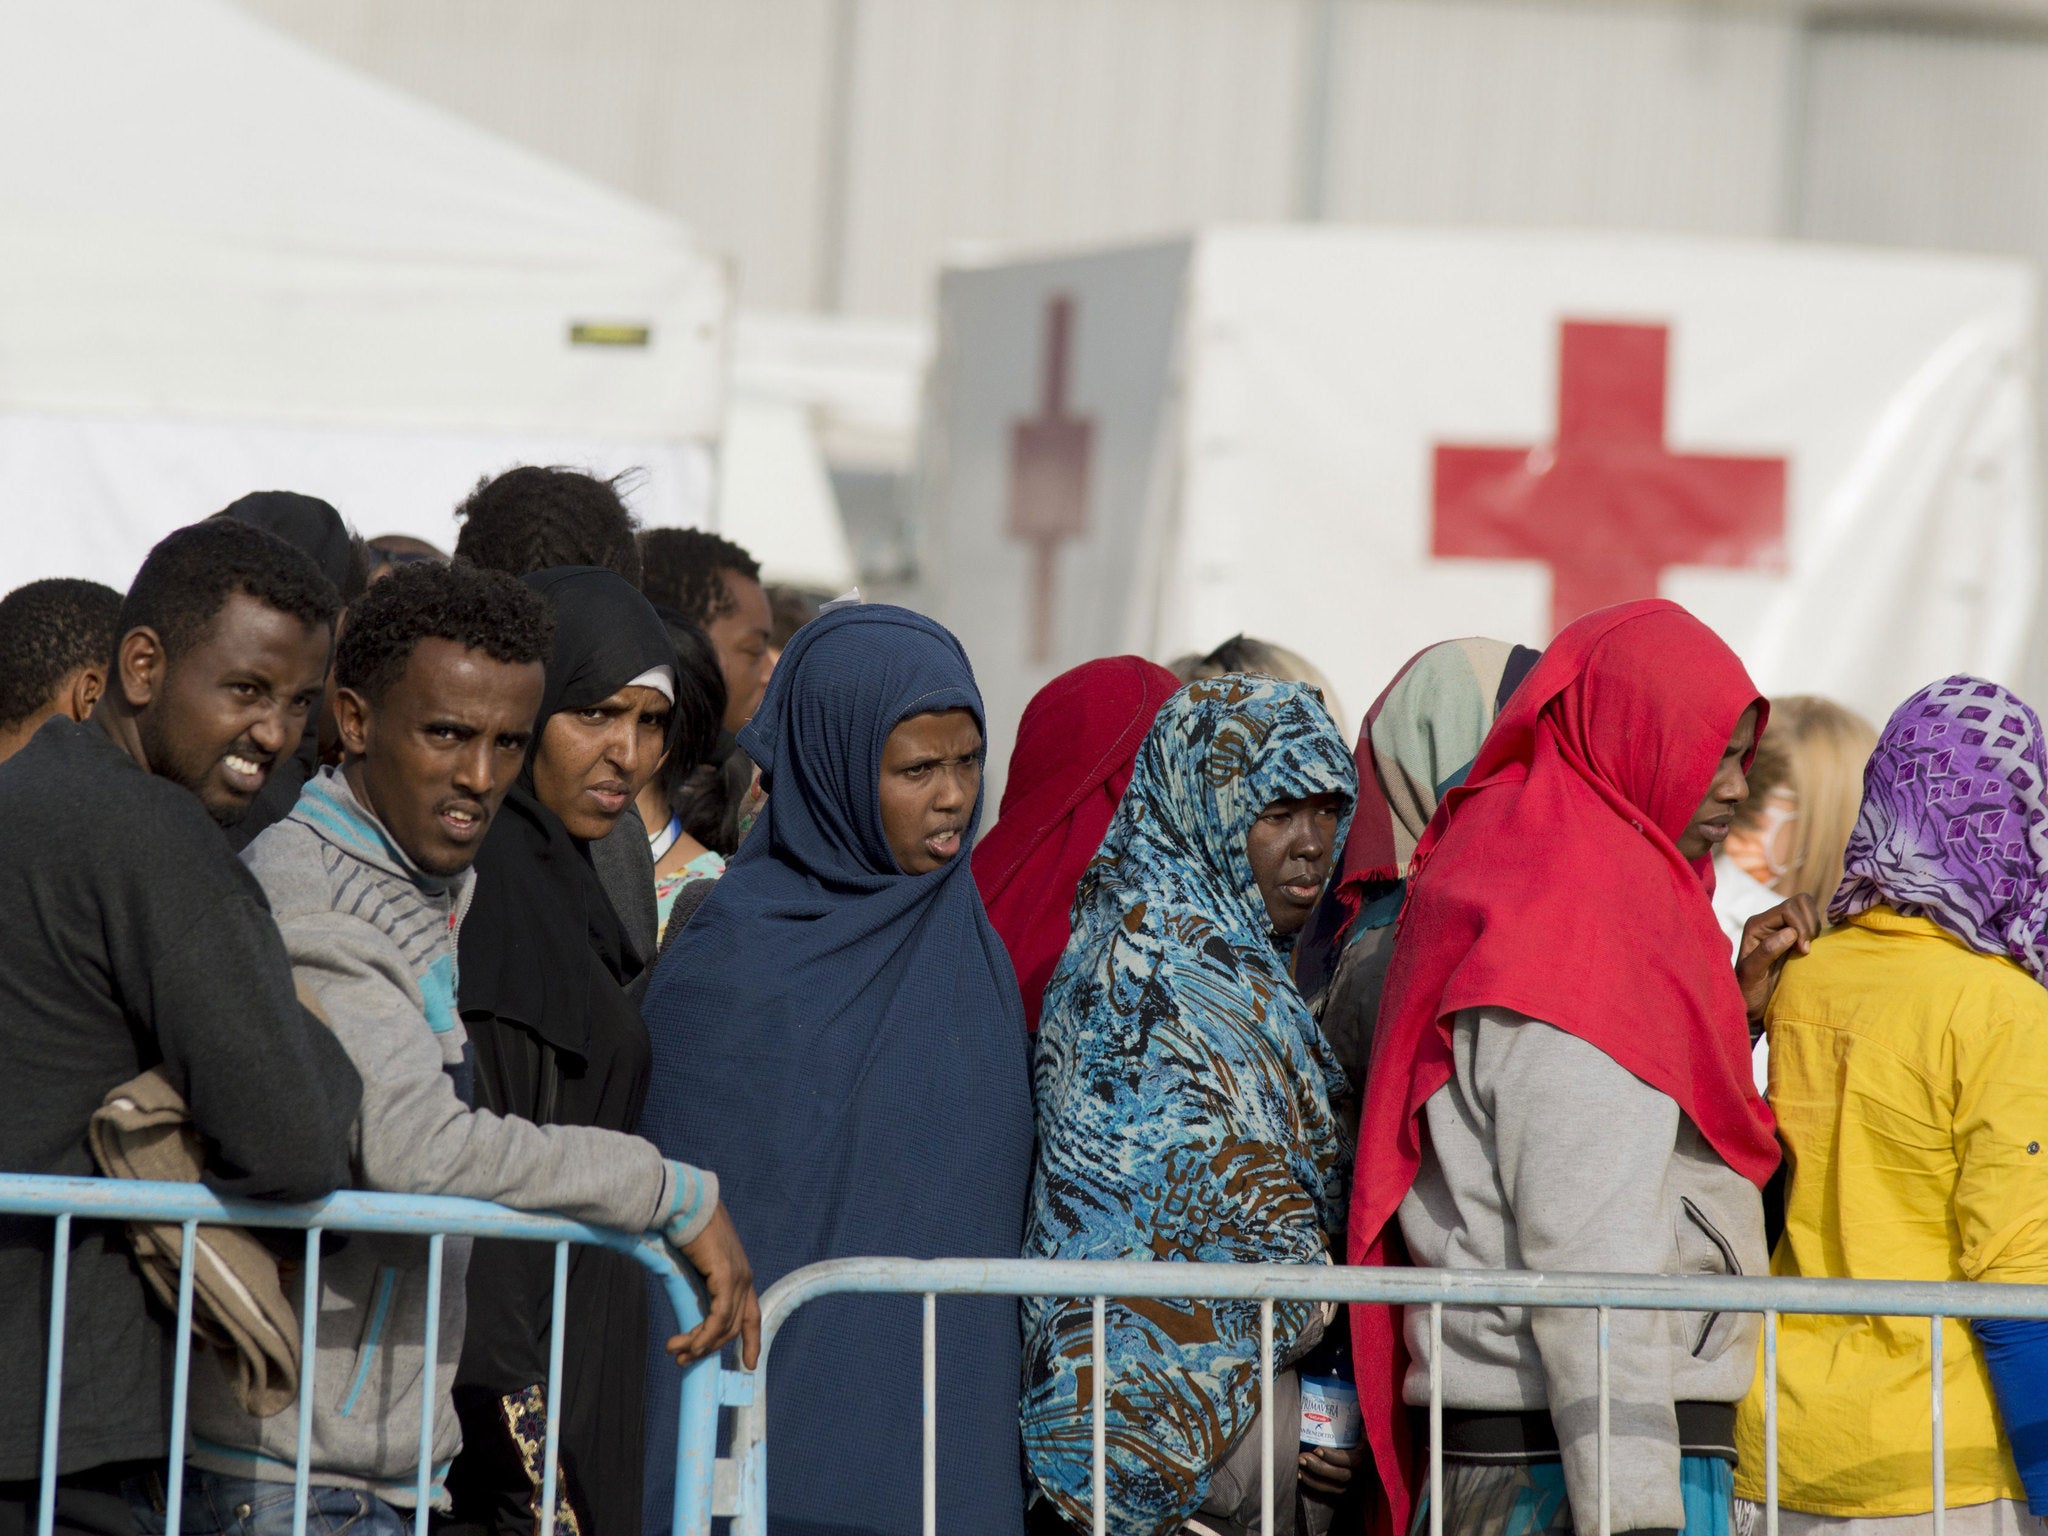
[0,519,365,1536]
[213,491,370,853]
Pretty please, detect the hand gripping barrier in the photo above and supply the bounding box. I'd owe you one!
[729,1257,2048,1536]
[0,1174,732,1536]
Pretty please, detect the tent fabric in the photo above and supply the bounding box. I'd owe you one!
[0,0,728,593]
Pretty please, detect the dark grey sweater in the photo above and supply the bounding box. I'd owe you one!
[0,717,362,1480]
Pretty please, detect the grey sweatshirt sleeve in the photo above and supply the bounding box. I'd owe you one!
[280,908,706,1238]
[1469,1009,1683,1536]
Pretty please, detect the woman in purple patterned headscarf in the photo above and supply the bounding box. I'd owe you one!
[1830,675,2048,976]
[1730,674,2048,1529]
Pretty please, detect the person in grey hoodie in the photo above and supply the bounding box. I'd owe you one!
[159,562,758,1536]
[1349,604,1819,1536]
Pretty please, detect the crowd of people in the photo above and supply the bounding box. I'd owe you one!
[0,470,2043,1536]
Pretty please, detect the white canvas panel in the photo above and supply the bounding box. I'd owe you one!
[923,226,2039,777]
[0,411,712,595]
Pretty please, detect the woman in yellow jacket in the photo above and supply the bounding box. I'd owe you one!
[1735,675,2048,1536]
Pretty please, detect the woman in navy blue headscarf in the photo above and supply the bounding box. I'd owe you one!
[639,603,1034,1536]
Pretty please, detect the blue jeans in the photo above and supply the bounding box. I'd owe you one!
[125,1470,409,1536]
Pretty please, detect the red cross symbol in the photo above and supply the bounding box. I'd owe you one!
[1007,294,1093,664]
[1432,320,1788,635]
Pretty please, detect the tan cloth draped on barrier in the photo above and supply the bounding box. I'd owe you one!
[87,1066,303,1417]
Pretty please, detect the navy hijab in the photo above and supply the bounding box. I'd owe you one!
[640,604,1034,1536]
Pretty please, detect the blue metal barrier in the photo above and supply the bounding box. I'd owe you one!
[731,1257,2048,1536]
[0,1175,729,1536]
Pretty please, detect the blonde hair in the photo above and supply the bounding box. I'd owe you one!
[1167,634,1348,739]
[1736,695,1878,910]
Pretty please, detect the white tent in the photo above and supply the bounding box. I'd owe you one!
[919,227,2042,789]
[0,0,729,590]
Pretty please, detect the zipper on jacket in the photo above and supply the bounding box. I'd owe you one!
[1680,1197,1742,1357]
[338,1267,399,1418]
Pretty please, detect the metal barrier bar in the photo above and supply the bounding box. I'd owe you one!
[165,1223,198,1536]
[0,1176,721,1536]
[1596,1306,1611,1536]
[1764,1310,1779,1536]
[753,1255,2048,1322]
[922,1292,937,1536]
[412,1233,444,1536]
[1259,1298,1274,1536]
[1090,1294,1106,1536]
[1429,1310,1449,1536]
[37,1211,71,1536]
[732,1257,2048,1536]
[290,1229,322,1536]
[1932,1315,1946,1536]
[539,1242,570,1536]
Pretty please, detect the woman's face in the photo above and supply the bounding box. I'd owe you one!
[531,682,672,841]
[1677,703,1760,861]
[878,707,982,874]
[1244,792,1346,934]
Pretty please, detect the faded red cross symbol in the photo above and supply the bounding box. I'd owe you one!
[1432,320,1788,635]
[1007,294,1092,664]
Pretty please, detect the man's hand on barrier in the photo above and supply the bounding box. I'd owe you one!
[666,1202,762,1371]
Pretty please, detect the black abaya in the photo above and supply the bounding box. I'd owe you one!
[446,567,680,1536]
[450,787,657,1536]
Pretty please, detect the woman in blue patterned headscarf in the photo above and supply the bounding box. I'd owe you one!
[1023,674,1359,1536]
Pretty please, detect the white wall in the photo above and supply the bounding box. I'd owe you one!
[237,0,2048,319]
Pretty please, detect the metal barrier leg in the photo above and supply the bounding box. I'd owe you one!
[922,1293,936,1536]
[1761,1310,1777,1536]
[1259,1299,1274,1536]
[1091,1295,1106,1536]
[1429,1303,1443,1536]
[1596,1306,1611,1536]
[291,1229,323,1536]
[1764,1311,1778,1536]
[1931,1316,1945,1536]
[539,1243,569,1536]
[37,1212,72,1536]
[164,1221,198,1536]
[413,1234,445,1536]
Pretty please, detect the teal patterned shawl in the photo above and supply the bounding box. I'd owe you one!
[1021,675,1358,1534]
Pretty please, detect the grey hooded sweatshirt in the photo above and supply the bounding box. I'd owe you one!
[190,768,715,1508]
[1399,1007,1767,1536]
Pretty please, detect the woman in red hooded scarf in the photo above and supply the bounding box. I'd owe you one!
[974,655,1181,1030]
[1349,602,1817,1536]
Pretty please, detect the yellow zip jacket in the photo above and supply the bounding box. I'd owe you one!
[1733,907,2048,1515]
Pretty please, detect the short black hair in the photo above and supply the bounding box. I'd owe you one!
[119,519,340,663]
[0,578,123,731]
[453,466,643,586]
[336,561,553,705]
[638,527,762,625]
[652,607,729,806]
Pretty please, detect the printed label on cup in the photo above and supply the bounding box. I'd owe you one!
[1298,1374,1361,1449]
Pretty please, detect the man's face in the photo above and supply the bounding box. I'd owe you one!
[336,638,545,879]
[1677,704,1761,862]
[704,570,774,732]
[130,593,332,825]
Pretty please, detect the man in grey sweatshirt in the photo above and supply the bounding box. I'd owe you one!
[165,563,757,1536]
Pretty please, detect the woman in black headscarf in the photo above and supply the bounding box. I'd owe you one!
[447,566,682,1536]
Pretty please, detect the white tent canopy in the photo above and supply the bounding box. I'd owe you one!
[0,0,729,589]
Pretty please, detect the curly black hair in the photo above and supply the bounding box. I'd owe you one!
[650,607,729,810]
[120,519,339,664]
[0,578,123,732]
[336,561,553,705]
[452,466,643,586]
[637,527,762,625]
